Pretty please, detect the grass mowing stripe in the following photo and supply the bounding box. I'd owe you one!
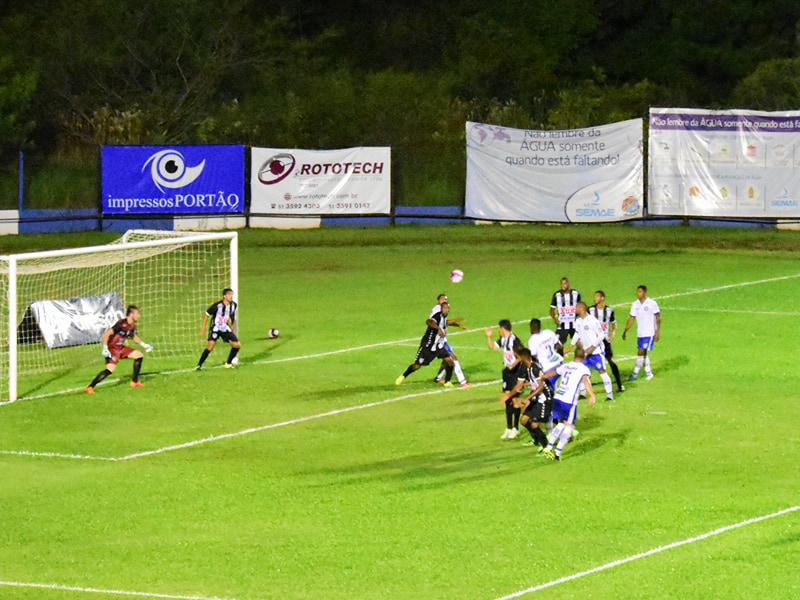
[494,505,800,599]
[0,579,236,599]
[0,381,500,462]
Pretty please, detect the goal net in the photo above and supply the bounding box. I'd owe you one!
[0,230,237,404]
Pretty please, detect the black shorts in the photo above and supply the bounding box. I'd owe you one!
[556,327,575,345]
[524,396,553,423]
[415,345,450,366]
[210,330,239,344]
[502,367,520,393]
[603,339,614,360]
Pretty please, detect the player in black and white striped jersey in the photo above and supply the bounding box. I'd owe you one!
[589,290,625,393]
[550,277,581,349]
[430,294,471,387]
[486,319,525,440]
[395,301,456,385]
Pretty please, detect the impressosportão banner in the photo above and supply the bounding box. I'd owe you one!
[102,145,245,214]
[250,147,391,215]
[465,119,643,223]
[649,108,800,217]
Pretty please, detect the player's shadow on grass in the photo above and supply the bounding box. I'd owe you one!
[658,354,689,375]
[568,427,632,459]
[243,335,291,363]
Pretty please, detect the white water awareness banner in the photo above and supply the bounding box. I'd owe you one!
[649,108,800,217]
[465,119,643,222]
[250,147,391,215]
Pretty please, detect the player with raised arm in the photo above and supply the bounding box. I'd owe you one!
[85,305,152,393]
[527,318,563,390]
[486,319,525,440]
[540,346,596,461]
[567,301,615,401]
[195,288,241,370]
[396,301,456,384]
[622,285,661,381]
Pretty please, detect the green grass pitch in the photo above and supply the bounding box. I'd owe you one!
[1,224,799,599]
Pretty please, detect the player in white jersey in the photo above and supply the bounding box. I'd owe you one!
[622,285,661,381]
[486,319,524,440]
[528,318,563,390]
[567,301,615,401]
[539,346,595,461]
[430,294,471,387]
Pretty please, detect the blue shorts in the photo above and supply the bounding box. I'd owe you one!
[584,353,607,372]
[637,336,655,351]
[552,399,578,423]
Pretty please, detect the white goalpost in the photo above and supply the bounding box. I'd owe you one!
[0,230,238,404]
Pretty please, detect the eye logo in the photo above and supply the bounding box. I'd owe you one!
[143,150,206,192]
[258,153,296,184]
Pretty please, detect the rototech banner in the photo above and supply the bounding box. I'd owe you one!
[649,108,800,217]
[250,147,391,215]
[102,145,245,214]
[465,119,644,222]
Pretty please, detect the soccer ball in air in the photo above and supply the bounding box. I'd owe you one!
[269,328,280,339]
[450,269,464,283]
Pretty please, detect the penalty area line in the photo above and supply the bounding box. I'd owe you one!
[494,505,800,600]
[0,579,236,600]
[0,381,499,462]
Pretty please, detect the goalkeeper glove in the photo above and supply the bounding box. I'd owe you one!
[101,345,111,358]
[141,342,153,353]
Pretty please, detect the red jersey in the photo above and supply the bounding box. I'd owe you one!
[108,318,136,349]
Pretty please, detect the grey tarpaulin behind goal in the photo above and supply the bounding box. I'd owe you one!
[17,291,125,349]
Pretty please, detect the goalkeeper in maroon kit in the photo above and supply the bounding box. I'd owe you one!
[85,305,153,393]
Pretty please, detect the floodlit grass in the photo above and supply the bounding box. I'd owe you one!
[0,224,799,599]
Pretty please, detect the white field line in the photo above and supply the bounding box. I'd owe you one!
[2,271,798,455]
[0,381,500,462]
[494,505,800,599]
[0,579,236,600]
[665,307,800,316]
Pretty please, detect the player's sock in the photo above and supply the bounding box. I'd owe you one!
[632,356,644,377]
[609,360,623,389]
[88,369,112,389]
[132,357,143,382]
[548,423,564,447]
[513,406,521,430]
[600,372,614,397]
[444,364,454,383]
[531,425,548,447]
[198,349,211,367]
[402,365,416,378]
[505,401,514,429]
[453,360,467,384]
[555,424,574,456]
[644,356,653,376]
[435,364,445,382]
[227,347,239,364]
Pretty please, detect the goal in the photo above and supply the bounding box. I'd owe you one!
[0,230,238,404]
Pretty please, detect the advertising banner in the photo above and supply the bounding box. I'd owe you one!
[465,119,644,222]
[17,291,124,349]
[102,145,245,214]
[649,108,800,217]
[250,147,391,215]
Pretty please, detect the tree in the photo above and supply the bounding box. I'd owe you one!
[730,58,800,110]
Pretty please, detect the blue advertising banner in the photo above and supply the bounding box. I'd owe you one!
[101,145,245,214]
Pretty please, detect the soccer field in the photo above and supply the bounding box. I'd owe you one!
[1,225,799,599]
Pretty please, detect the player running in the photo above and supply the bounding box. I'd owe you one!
[396,301,456,385]
[430,294,471,388]
[85,305,152,393]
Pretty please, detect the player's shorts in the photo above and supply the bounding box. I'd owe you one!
[637,336,655,351]
[556,327,575,345]
[415,345,450,366]
[524,396,553,423]
[552,399,578,424]
[584,353,607,372]
[502,368,520,393]
[444,343,454,354]
[603,339,614,359]
[210,330,239,344]
[107,346,135,364]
